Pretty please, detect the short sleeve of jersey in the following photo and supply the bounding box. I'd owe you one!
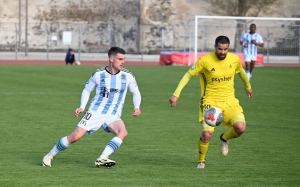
[258,34,264,43]
[188,58,204,76]
[240,33,244,41]
[240,33,247,42]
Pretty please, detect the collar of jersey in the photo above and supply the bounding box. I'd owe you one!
[105,66,121,75]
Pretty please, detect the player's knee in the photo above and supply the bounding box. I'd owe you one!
[233,122,246,135]
[117,129,128,140]
[67,135,81,143]
[201,131,214,143]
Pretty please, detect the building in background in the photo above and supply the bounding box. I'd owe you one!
[0,0,299,54]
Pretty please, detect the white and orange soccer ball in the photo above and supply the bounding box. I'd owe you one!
[204,107,223,127]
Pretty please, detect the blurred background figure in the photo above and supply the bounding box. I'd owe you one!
[240,24,264,80]
[65,48,75,65]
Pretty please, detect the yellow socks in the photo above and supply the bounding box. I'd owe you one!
[198,139,209,163]
[198,128,240,162]
[222,128,240,141]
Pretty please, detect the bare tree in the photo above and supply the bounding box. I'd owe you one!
[207,0,282,17]
[206,0,282,51]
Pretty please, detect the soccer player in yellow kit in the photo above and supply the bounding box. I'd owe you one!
[169,36,253,169]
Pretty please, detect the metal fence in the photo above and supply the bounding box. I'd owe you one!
[0,20,299,64]
[191,19,300,64]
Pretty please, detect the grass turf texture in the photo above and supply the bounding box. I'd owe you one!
[0,65,299,187]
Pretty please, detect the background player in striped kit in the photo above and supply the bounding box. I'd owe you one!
[42,47,142,168]
[240,23,264,80]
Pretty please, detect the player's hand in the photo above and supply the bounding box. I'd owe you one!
[242,42,248,47]
[246,89,253,97]
[251,40,257,45]
[74,108,84,117]
[169,95,178,107]
[132,108,141,117]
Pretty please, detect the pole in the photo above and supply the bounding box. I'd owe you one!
[203,28,207,51]
[137,0,141,55]
[141,25,144,62]
[18,0,21,51]
[161,28,164,52]
[108,24,112,49]
[15,24,18,60]
[172,25,175,51]
[46,24,49,60]
[194,16,198,63]
[78,24,81,62]
[298,27,300,64]
[189,29,192,66]
[25,0,28,56]
[267,27,270,64]
[184,13,188,66]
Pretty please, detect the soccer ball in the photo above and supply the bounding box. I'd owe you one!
[204,107,223,127]
[76,61,81,65]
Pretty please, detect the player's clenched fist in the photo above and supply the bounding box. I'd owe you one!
[169,95,178,107]
[132,108,141,117]
[74,108,84,117]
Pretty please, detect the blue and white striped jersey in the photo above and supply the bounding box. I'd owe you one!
[81,66,140,117]
[240,32,263,56]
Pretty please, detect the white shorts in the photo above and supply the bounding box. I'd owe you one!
[77,111,121,135]
[244,54,257,62]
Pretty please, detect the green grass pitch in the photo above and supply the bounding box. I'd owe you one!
[0,64,299,187]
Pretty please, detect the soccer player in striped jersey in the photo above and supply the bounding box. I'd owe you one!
[240,23,264,80]
[169,36,252,169]
[42,47,142,168]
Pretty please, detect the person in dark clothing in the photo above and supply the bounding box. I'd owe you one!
[65,49,76,65]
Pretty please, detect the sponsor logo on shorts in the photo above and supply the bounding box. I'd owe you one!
[211,76,231,83]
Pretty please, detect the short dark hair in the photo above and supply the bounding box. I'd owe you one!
[108,47,126,57]
[250,23,256,28]
[215,36,230,46]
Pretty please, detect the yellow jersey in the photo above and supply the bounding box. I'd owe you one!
[188,52,243,101]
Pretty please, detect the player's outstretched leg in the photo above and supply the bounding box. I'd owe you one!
[197,138,209,169]
[42,136,70,167]
[42,155,53,167]
[95,158,116,168]
[95,137,122,168]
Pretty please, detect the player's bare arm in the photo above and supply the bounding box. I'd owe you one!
[132,108,141,117]
[74,108,84,117]
[169,95,178,107]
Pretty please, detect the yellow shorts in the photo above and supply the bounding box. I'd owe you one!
[199,98,245,131]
